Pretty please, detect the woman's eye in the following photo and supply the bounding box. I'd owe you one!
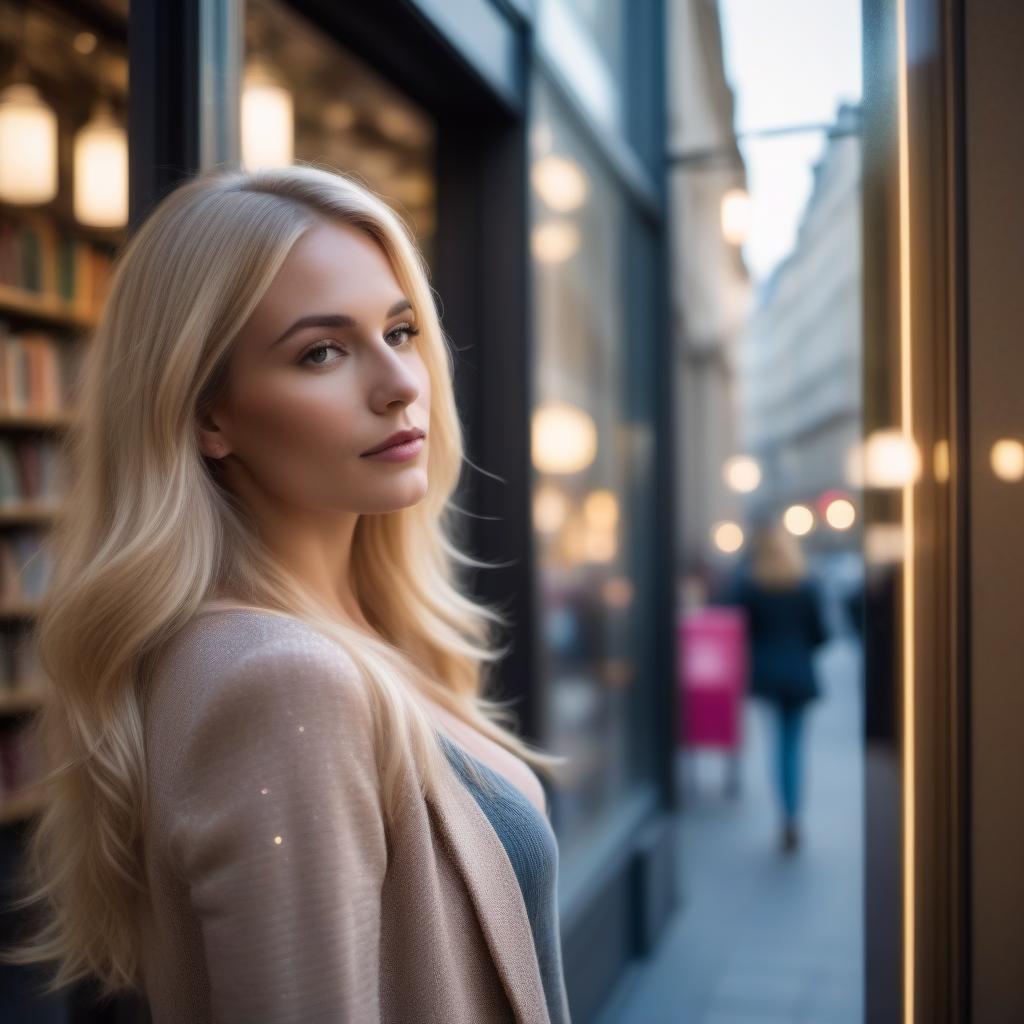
[300,325,419,367]
[299,342,344,367]
[387,323,421,347]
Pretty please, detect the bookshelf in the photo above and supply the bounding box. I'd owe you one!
[0,200,115,825]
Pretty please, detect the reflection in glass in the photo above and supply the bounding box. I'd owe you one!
[244,0,436,264]
[990,438,1024,483]
[555,0,626,90]
[530,74,642,853]
[241,57,294,170]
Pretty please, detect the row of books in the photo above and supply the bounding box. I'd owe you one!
[0,210,113,319]
[0,435,66,508]
[0,530,53,606]
[0,321,84,418]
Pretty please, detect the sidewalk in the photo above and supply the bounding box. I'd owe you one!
[596,637,863,1024]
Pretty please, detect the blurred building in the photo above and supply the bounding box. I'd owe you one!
[0,1,676,1021]
[738,102,863,552]
[666,0,753,597]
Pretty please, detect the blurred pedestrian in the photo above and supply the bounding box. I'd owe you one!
[728,524,829,853]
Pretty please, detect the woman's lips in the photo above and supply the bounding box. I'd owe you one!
[360,437,425,462]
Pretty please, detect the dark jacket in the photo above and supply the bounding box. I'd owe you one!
[729,575,829,707]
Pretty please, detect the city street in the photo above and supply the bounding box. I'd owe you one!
[599,637,863,1023]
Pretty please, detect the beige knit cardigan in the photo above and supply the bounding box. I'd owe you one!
[140,606,566,1023]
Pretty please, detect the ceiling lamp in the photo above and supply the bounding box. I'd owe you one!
[241,58,294,171]
[531,154,589,212]
[0,53,58,206]
[532,401,597,474]
[73,98,128,228]
[531,220,580,263]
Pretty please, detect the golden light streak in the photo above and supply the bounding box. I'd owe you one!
[896,0,915,1019]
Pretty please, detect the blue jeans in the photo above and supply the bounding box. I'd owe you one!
[772,702,806,822]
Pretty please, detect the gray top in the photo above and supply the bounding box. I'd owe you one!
[437,731,570,1024]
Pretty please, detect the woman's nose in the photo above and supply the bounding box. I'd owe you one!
[368,343,420,411]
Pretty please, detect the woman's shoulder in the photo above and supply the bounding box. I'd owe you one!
[148,607,366,740]
[146,607,374,800]
[160,605,353,676]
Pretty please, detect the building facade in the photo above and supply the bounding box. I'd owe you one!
[0,1,676,1020]
[738,102,863,550]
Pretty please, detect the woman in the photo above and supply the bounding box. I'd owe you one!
[730,524,828,854]
[0,164,572,1022]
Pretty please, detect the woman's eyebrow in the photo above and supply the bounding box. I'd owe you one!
[270,298,413,348]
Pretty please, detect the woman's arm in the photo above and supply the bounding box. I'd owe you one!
[168,639,387,1022]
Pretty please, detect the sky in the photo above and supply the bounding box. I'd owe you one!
[717,0,863,282]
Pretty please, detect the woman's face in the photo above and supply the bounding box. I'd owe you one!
[198,219,431,517]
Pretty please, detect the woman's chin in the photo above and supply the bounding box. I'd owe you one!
[359,475,429,514]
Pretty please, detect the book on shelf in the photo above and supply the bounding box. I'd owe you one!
[0,530,53,606]
[0,435,63,509]
[0,320,85,418]
[0,209,113,322]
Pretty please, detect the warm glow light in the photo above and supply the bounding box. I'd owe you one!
[531,154,589,211]
[712,520,744,554]
[532,401,597,474]
[241,60,294,170]
[783,504,814,536]
[934,439,950,483]
[866,523,905,564]
[375,105,418,142]
[897,2,916,1016]
[583,527,616,562]
[531,220,580,263]
[862,428,921,488]
[390,172,433,207]
[991,438,1024,482]
[825,498,857,530]
[73,32,98,55]
[583,489,619,530]
[560,515,586,563]
[723,454,762,493]
[0,84,58,205]
[720,187,752,245]
[533,483,570,534]
[73,101,128,227]
[322,100,356,131]
[601,576,634,608]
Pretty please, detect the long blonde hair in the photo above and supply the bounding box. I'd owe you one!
[750,522,808,588]
[0,163,567,999]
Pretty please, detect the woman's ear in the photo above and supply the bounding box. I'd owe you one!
[196,411,232,459]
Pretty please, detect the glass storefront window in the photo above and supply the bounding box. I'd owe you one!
[243,0,436,266]
[530,74,644,854]
[537,0,624,137]
[558,0,625,86]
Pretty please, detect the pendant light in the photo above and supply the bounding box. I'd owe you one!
[73,96,128,228]
[0,22,59,207]
[241,56,294,171]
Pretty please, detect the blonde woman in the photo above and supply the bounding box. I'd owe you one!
[728,523,828,854]
[0,164,572,1023]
